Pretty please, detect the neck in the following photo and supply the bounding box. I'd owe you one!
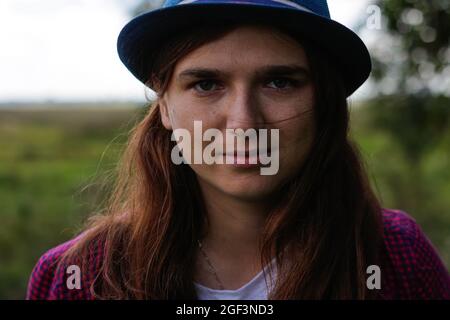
[194,178,282,290]
[197,180,276,261]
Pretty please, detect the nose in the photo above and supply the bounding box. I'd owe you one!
[225,83,264,131]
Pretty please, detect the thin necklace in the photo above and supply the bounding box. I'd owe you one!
[197,240,225,290]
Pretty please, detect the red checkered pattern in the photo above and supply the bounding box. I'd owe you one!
[26,208,450,299]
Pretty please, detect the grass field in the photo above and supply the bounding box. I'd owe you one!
[0,103,448,299]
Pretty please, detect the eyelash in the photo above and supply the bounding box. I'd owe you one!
[190,78,302,94]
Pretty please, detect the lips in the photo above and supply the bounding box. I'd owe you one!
[225,149,261,157]
[220,149,270,166]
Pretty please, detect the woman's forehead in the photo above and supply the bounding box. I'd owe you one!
[174,25,308,74]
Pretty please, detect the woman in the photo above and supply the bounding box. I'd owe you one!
[26,0,450,300]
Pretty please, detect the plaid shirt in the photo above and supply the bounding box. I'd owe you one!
[26,208,450,300]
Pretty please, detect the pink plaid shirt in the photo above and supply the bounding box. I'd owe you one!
[26,208,450,300]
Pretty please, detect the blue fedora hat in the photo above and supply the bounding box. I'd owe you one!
[117,0,371,97]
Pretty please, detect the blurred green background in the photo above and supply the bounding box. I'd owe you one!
[0,0,449,299]
[0,105,146,299]
[1,99,449,299]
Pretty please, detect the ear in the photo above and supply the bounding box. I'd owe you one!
[159,96,173,130]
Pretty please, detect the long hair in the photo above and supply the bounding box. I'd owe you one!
[62,21,383,299]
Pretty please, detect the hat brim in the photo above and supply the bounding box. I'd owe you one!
[117,2,371,97]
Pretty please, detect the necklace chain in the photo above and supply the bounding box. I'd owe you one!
[197,240,225,290]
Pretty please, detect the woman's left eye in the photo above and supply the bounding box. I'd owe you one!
[192,80,220,93]
[266,78,297,90]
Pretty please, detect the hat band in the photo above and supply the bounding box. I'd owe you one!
[177,0,313,13]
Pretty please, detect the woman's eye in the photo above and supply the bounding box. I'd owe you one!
[266,78,297,90]
[193,80,220,92]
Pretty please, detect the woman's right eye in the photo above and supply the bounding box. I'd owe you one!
[192,80,220,93]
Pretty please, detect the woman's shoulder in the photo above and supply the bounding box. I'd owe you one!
[26,232,105,300]
[380,208,450,299]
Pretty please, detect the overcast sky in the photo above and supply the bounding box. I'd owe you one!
[0,0,373,103]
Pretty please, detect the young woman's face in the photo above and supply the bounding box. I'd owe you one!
[159,24,315,202]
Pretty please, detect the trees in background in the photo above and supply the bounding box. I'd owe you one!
[131,0,165,16]
[358,1,450,255]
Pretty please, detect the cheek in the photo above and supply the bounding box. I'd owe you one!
[278,111,315,172]
[168,97,220,130]
[274,88,315,160]
[285,110,315,142]
[262,84,315,122]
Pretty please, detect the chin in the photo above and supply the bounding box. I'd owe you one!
[193,164,289,201]
[217,176,282,201]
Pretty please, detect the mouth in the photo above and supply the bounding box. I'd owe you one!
[221,149,271,167]
[225,149,261,157]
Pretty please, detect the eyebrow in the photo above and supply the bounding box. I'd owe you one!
[177,64,310,81]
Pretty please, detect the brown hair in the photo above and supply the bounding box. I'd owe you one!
[62,21,383,299]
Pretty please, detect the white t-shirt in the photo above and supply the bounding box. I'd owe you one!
[194,259,277,300]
